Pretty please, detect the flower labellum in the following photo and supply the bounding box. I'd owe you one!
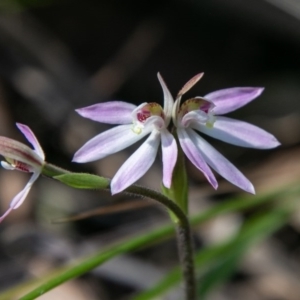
[0,123,45,222]
[73,73,177,194]
[173,74,280,194]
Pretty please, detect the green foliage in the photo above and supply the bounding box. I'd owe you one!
[197,205,291,298]
[133,204,293,300]
[1,184,298,300]
[54,173,110,189]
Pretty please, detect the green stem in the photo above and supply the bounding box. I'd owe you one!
[176,220,196,300]
[42,162,71,177]
[125,185,196,299]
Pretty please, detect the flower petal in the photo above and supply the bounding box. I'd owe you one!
[0,171,40,222]
[204,87,264,115]
[194,116,280,149]
[1,161,15,170]
[0,137,43,168]
[157,73,174,125]
[0,207,12,223]
[16,123,45,160]
[10,172,40,209]
[172,97,182,126]
[177,128,218,189]
[76,101,137,124]
[181,110,210,128]
[173,73,204,123]
[144,115,165,130]
[177,73,204,97]
[73,124,150,163]
[111,130,161,194]
[188,130,255,194]
[161,129,177,188]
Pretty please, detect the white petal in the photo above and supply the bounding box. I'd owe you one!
[161,129,177,188]
[10,172,40,209]
[1,161,15,170]
[204,87,264,115]
[193,116,280,149]
[16,123,45,160]
[111,130,161,194]
[144,115,165,130]
[181,110,209,127]
[172,97,182,126]
[73,124,150,163]
[188,130,255,194]
[177,128,218,189]
[76,101,137,124]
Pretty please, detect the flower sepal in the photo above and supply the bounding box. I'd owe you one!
[161,140,188,221]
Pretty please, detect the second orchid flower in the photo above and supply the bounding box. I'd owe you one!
[172,74,280,193]
[0,124,45,222]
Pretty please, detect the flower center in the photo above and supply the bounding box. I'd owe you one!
[132,103,165,134]
[179,98,215,128]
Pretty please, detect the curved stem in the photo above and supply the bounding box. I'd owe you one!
[113,185,197,299]
[42,163,196,300]
[125,185,196,299]
[125,185,188,226]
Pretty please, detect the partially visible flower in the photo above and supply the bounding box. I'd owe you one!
[0,123,45,222]
[73,73,177,194]
[173,74,280,194]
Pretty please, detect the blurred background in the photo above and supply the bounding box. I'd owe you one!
[0,0,300,299]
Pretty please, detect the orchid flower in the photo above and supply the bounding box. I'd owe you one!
[73,73,177,194]
[0,123,45,222]
[172,73,280,194]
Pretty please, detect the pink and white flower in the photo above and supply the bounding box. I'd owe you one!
[172,74,280,193]
[0,123,45,222]
[73,73,177,194]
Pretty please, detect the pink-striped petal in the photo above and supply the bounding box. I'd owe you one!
[161,129,177,188]
[0,172,40,223]
[193,116,280,149]
[177,73,204,97]
[76,101,137,124]
[0,137,42,168]
[177,128,217,189]
[205,87,264,115]
[73,124,150,163]
[188,129,255,194]
[111,130,161,194]
[16,123,45,160]
[10,172,40,208]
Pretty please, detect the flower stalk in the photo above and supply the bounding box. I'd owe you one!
[125,185,196,300]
